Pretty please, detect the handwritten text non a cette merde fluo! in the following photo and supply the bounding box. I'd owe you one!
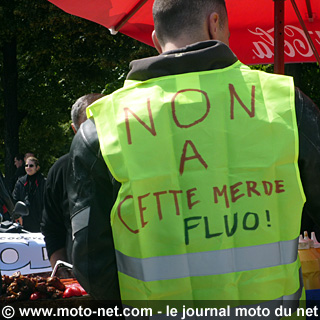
[249,25,320,59]
[117,85,286,243]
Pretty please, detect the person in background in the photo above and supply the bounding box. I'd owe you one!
[24,152,35,162]
[0,168,15,222]
[41,93,105,270]
[12,157,46,232]
[66,0,320,307]
[10,153,26,192]
[14,154,25,173]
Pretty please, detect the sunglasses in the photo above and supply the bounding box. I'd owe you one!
[25,164,35,168]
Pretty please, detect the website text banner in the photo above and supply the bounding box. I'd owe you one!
[0,300,312,320]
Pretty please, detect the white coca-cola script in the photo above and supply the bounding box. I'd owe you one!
[248,25,320,59]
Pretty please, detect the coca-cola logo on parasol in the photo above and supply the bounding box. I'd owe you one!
[237,25,320,63]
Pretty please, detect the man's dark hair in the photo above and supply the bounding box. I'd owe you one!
[153,0,227,46]
[15,154,24,162]
[71,93,105,131]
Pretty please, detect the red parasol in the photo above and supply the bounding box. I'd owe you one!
[47,0,320,73]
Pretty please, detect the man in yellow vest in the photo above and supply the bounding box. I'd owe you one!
[67,0,320,313]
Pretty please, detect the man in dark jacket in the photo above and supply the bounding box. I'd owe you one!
[67,0,320,301]
[10,154,26,192]
[41,93,104,270]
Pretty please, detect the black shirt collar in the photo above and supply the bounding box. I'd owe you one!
[127,40,238,82]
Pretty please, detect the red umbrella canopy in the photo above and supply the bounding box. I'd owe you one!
[229,0,320,64]
[48,0,155,47]
[48,0,320,65]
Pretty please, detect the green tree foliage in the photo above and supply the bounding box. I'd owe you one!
[0,0,156,177]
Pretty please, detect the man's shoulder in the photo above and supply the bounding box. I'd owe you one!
[37,173,46,183]
[15,166,25,177]
[72,118,100,156]
[294,87,320,127]
[13,174,27,191]
[46,153,70,182]
[16,174,27,184]
[51,153,70,169]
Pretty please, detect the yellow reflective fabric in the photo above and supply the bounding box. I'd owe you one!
[88,61,305,301]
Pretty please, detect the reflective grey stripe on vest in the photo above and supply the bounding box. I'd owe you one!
[116,238,298,282]
[123,269,303,320]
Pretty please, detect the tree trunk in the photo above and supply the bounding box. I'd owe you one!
[2,38,19,187]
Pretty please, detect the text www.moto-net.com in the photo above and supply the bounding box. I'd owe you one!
[1,305,152,318]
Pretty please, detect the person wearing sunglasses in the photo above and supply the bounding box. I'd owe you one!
[12,157,46,232]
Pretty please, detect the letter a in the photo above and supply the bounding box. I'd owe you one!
[179,140,208,175]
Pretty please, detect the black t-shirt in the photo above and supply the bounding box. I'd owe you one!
[41,153,72,260]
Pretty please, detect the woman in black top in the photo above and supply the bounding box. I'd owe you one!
[12,157,46,232]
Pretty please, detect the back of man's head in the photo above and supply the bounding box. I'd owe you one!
[153,0,227,47]
[71,93,105,132]
[15,154,24,162]
[24,152,35,162]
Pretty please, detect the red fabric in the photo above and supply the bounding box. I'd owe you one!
[228,0,320,64]
[48,0,320,65]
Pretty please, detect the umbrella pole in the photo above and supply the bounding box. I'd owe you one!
[274,0,285,74]
[290,0,320,66]
[114,0,149,32]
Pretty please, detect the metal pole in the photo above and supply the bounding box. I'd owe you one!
[291,0,320,65]
[274,0,285,74]
[305,0,313,22]
[115,0,149,31]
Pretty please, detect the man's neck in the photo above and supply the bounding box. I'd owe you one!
[161,36,210,53]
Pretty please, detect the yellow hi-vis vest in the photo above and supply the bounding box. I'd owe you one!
[88,61,305,303]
